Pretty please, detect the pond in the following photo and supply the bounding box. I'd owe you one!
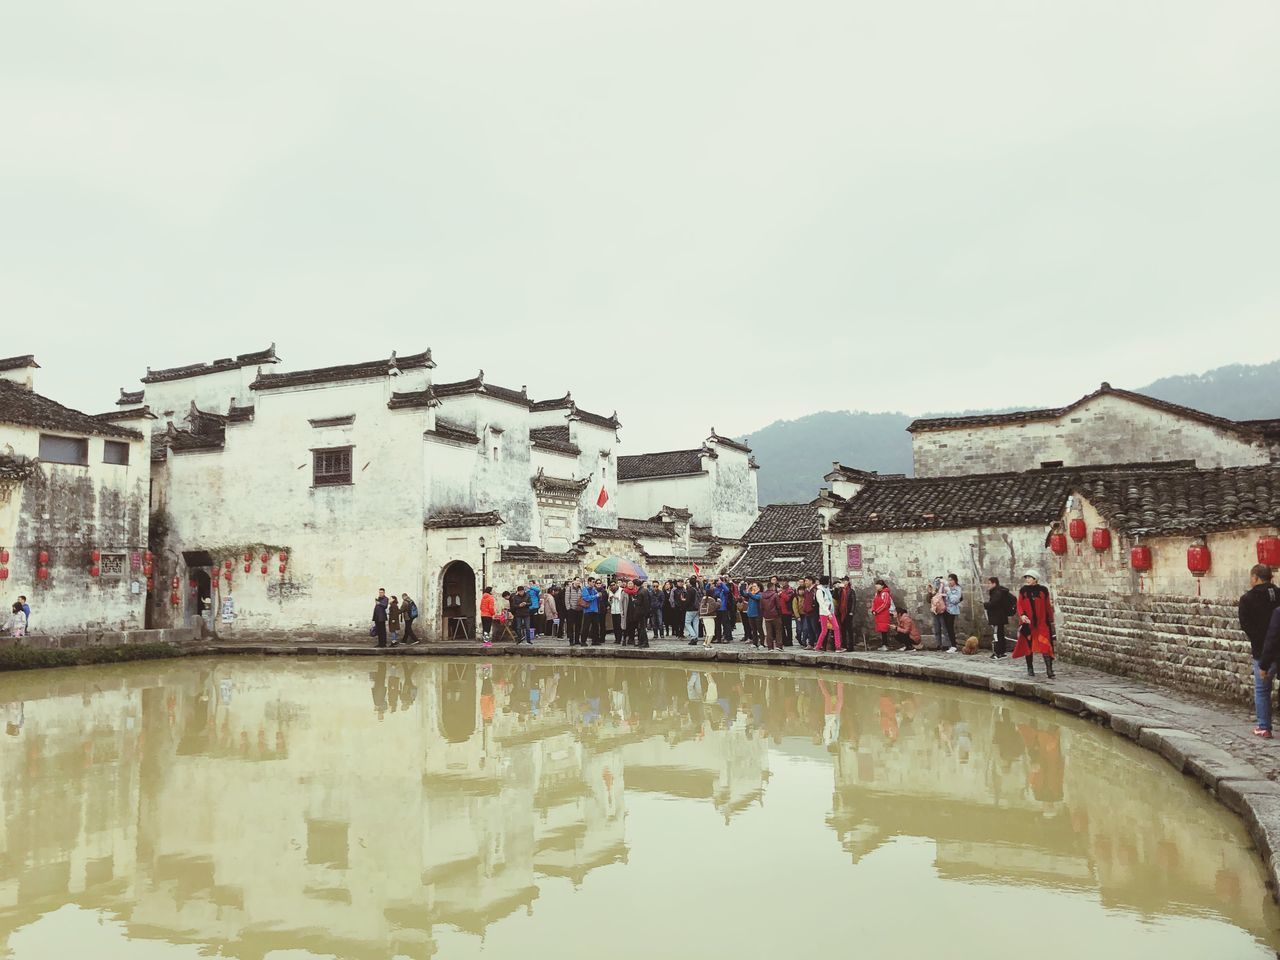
[0,658,1276,959]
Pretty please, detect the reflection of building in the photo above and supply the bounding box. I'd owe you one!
[0,661,1274,957]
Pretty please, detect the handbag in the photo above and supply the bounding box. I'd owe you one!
[368,625,377,638]
[930,592,946,615]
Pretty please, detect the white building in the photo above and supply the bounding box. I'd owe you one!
[0,355,150,634]
[616,430,760,540]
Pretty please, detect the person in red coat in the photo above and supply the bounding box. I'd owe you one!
[870,579,894,650]
[1013,570,1055,679]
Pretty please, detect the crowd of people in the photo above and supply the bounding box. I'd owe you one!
[441,570,1058,678]
[4,596,30,639]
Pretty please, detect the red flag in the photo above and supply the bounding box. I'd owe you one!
[693,562,702,576]
[596,485,609,508]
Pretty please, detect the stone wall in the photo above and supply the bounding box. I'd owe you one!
[913,392,1272,478]
[1055,591,1251,701]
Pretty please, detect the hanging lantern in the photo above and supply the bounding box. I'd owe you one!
[279,552,287,562]
[90,565,101,577]
[1258,536,1280,567]
[260,553,268,563]
[145,576,154,590]
[224,559,232,570]
[0,549,8,563]
[244,562,251,573]
[260,564,268,574]
[170,591,180,606]
[278,563,286,574]
[1091,528,1111,552]
[223,570,231,581]
[171,576,179,589]
[1130,546,1152,571]
[0,569,8,581]
[1068,519,1086,542]
[1188,541,1211,576]
[90,549,101,562]
[144,550,153,564]
[37,567,49,581]
[244,551,253,562]
[1049,533,1068,555]
[142,563,153,576]
[37,550,49,565]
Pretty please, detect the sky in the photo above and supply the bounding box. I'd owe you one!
[3,0,1279,453]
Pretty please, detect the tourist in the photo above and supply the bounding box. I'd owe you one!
[927,576,947,650]
[387,595,401,646]
[778,580,795,646]
[552,584,567,638]
[401,593,420,645]
[564,578,583,644]
[609,582,627,644]
[512,586,532,645]
[581,578,601,645]
[1013,570,1055,678]
[17,596,30,633]
[837,577,856,644]
[480,587,496,643]
[984,577,1016,660]
[527,579,542,640]
[698,588,719,649]
[941,574,962,652]
[814,575,842,652]
[713,577,733,643]
[760,581,783,650]
[895,608,921,651]
[370,588,390,648]
[1239,563,1280,738]
[741,582,762,648]
[651,581,666,638]
[871,579,893,650]
[626,580,651,647]
[676,579,694,644]
[4,601,26,640]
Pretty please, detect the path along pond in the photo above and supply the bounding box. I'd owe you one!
[0,657,1276,959]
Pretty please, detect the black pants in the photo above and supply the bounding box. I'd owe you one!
[992,623,1008,656]
[481,616,494,637]
[781,616,793,646]
[403,617,417,643]
[941,612,957,648]
[715,610,732,642]
[582,612,599,644]
[374,621,387,647]
[611,613,624,642]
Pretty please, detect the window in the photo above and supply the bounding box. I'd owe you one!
[38,434,88,465]
[313,447,353,486]
[103,440,130,465]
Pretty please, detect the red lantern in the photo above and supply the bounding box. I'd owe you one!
[37,550,49,565]
[244,562,251,573]
[260,553,268,563]
[0,549,8,563]
[244,551,252,562]
[144,550,153,563]
[146,577,154,590]
[91,549,101,562]
[1130,546,1152,571]
[0,569,8,581]
[224,559,232,570]
[37,567,49,581]
[170,592,179,606]
[189,578,197,588]
[171,576,179,589]
[142,563,153,576]
[223,570,231,581]
[260,564,268,574]
[1258,537,1280,567]
[278,564,286,574]
[1091,528,1111,552]
[1049,533,1068,555]
[1188,542,1211,576]
[1068,518,1086,542]
[90,565,100,577]
[279,552,287,562]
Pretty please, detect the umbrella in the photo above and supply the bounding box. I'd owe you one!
[586,556,650,581]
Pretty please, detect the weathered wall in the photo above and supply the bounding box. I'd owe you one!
[826,525,1053,647]
[707,445,759,539]
[913,393,1273,478]
[1,425,148,633]
[617,472,712,533]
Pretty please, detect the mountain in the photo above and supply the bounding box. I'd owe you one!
[744,359,1280,505]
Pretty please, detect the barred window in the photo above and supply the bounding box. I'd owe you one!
[313,447,353,486]
[39,434,88,465]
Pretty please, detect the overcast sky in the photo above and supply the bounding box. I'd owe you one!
[4,1,1278,452]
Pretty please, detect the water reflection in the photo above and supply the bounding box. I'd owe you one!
[0,659,1275,959]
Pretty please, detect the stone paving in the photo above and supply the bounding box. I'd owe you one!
[188,629,1280,898]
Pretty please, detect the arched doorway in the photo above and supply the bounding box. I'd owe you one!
[193,570,213,634]
[441,560,477,640]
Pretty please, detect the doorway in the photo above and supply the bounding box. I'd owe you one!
[441,560,477,640]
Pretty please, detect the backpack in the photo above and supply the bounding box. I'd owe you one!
[931,591,946,615]
[409,602,419,619]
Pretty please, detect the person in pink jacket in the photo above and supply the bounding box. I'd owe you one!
[870,580,893,650]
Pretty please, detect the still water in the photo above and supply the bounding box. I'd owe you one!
[0,657,1276,959]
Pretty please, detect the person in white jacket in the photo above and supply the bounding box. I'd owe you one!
[813,576,843,652]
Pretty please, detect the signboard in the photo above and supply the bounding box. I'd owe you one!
[221,597,237,623]
[100,553,126,577]
[846,544,863,572]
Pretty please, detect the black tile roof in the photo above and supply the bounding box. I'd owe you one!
[530,393,573,412]
[227,404,255,423]
[500,545,581,564]
[618,448,708,481]
[709,429,751,454]
[0,355,39,372]
[387,388,439,410]
[907,382,1261,437]
[0,380,143,440]
[117,388,144,406]
[1073,464,1280,537]
[433,371,530,407]
[729,543,825,580]
[572,406,620,430]
[530,425,580,455]
[424,510,504,529]
[654,505,692,520]
[825,463,904,483]
[617,517,676,538]
[251,349,433,391]
[425,420,480,445]
[94,406,156,423]
[741,503,822,543]
[143,344,279,384]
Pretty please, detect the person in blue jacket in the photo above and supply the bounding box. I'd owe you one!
[581,580,601,645]
[526,579,542,641]
[713,578,733,644]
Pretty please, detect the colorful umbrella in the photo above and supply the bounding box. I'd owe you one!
[586,556,650,581]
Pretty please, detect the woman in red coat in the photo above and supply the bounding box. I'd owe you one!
[871,579,893,650]
[1013,570,1055,679]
